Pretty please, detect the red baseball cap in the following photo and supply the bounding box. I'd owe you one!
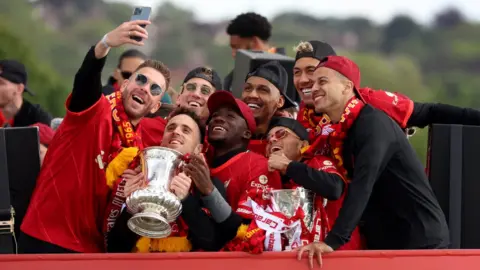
[31,122,55,146]
[316,56,365,102]
[207,90,257,133]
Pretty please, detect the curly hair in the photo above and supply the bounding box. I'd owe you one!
[168,107,206,143]
[226,12,272,41]
[293,41,314,54]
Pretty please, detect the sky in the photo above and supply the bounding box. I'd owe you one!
[107,0,479,25]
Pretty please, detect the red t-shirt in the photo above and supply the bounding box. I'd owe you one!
[247,139,267,157]
[140,116,166,147]
[285,155,363,250]
[210,151,282,212]
[21,95,115,253]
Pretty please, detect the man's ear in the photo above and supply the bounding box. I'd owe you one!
[342,81,354,95]
[276,95,285,109]
[149,100,162,114]
[120,79,129,92]
[242,129,252,140]
[193,143,204,155]
[16,83,25,95]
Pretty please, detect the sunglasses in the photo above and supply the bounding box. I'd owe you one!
[134,73,163,96]
[184,82,212,95]
[121,71,132,79]
[266,128,299,142]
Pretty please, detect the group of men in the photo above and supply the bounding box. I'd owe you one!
[12,11,480,268]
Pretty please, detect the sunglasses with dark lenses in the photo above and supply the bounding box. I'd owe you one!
[121,71,132,79]
[134,73,163,96]
[266,128,299,142]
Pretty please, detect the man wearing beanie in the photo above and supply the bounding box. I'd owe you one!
[293,40,480,143]
[0,60,52,127]
[265,117,362,251]
[298,56,449,266]
[140,66,222,147]
[241,61,295,155]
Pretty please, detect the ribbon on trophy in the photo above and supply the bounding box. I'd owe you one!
[244,199,304,251]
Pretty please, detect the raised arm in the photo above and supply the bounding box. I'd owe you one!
[407,102,480,128]
[69,20,150,113]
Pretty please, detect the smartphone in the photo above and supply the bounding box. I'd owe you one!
[130,7,152,42]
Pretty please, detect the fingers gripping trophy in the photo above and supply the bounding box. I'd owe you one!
[126,147,191,238]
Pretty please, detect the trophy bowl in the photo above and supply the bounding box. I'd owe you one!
[269,187,315,231]
[126,146,183,238]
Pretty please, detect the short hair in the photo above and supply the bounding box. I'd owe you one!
[168,107,205,143]
[226,12,271,41]
[118,49,147,68]
[135,59,171,90]
[294,41,313,54]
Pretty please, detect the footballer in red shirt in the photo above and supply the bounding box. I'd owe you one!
[206,91,282,214]
[266,117,363,251]
[20,21,170,253]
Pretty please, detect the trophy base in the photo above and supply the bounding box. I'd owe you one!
[127,211,171,239]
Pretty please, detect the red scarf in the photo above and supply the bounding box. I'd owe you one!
[103,90,143,249]
[303,97,365,180]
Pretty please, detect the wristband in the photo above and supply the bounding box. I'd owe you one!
[101,34,110,48]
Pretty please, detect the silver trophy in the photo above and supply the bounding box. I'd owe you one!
[269,187,315,249]
[126,147,184,238]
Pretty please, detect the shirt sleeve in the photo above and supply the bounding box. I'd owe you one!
[324,113,397,250]
[285,156,345,200]
[68,46,107,113]
[407,102,480,128]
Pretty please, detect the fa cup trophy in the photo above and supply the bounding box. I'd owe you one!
[126,147,184,238]
[269,187,315,250]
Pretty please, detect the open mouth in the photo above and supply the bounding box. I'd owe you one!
[132,95,145,104]
[302,88,312,95]
[212,126,227,132]
[188,101,201,108]
[271,146,282,153]
[247,103,261,110]
[169,139,182,145]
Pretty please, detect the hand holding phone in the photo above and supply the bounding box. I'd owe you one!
[130,7,152,42]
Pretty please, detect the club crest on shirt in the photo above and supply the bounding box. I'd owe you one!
[259,175,268,185]
[320,124,335,136]
[323,160,333,166]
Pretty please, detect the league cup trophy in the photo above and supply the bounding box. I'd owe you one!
[126,147,184,238]
[269,187,315,250]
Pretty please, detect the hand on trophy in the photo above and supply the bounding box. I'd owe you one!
[297,242,334,269]
[170,172,192,200]
[183,154,214,196]
[268,152,292,174]
[123,167,145,198]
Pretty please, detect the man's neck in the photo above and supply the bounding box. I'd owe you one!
[254,119,270,138]
[212,141,245,159]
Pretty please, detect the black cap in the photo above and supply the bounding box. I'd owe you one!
[0,60,34,96]
[268,117,309,141]
[295,40,336,61]
[183,67,222,90]
[245,61,295,109]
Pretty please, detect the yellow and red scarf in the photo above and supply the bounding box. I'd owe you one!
[303,97,365,180]
[102,90,143,249]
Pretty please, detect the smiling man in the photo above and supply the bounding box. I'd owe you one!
[298,56,449,266]
[241,61,295,155]
[140,66,222,147]
[20,20,170,254]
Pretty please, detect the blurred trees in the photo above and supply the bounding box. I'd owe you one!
[1,1,479,162]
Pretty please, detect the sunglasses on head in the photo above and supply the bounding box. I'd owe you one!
[266,128,299,142]
[134,73,163,96]
[121,71,132,79]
